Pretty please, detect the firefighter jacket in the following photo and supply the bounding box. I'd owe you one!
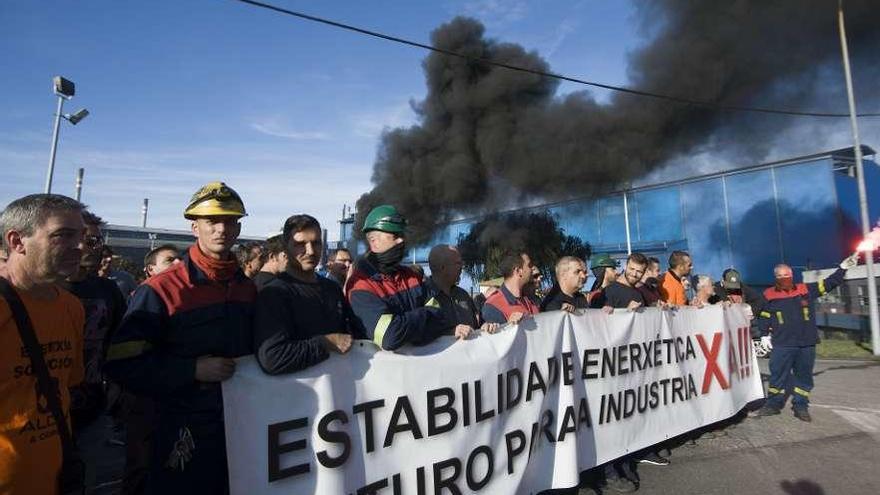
[482,283,540,324]
[346,258,445,350]
[104,250,256,416]
[757,268,846,347]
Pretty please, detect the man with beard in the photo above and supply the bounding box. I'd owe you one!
[65,211,127,435]
[540,256,590,312]
[603,253,648,310]
[105,182,256,493]
[424,244,499,339]
[346,205,445,350]
[253,215,363,374]
[0,194,86,495]
[752,254,858,422]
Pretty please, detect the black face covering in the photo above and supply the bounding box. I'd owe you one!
[368,242,407,274]
[644,277,659,289]
[589,267,606,292]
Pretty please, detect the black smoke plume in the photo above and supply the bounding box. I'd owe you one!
[356,1,880,245]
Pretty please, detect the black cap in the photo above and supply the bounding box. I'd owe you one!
[722,269,742,289]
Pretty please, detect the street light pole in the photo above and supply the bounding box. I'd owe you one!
[838,2,880,356]
[45,94,65,194]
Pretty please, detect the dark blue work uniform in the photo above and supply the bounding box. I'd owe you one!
[104,249,255,494]
[346,258,445,350]
[757,268,845,411]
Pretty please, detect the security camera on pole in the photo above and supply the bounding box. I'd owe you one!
[45,76,89,194]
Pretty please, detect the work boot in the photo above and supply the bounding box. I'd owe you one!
[751,405,781,418]
[793,409,812,422]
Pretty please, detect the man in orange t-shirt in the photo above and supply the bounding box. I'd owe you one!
[0,194,86,495]
[659,250,693,306]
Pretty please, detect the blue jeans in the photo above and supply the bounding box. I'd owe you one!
[766,345,815,411]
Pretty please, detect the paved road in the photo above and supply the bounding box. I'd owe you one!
[631,359,880,495]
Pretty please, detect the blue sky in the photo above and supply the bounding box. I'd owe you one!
[0,0,642,238]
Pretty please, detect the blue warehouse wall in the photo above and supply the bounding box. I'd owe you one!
[420,152,877,290]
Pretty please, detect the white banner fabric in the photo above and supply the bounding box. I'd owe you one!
[223,305,764,494]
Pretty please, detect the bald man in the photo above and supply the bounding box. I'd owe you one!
[424,244,499,340]
[753,253,858,422]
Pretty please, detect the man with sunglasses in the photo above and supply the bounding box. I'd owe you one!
[346,205,445,350]
[105,182,256,494]
[64,212,127,437]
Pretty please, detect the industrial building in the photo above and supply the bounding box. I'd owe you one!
[402,146,879,288]
[103,224,265,263]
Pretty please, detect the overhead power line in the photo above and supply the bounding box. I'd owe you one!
[232,0,880,118]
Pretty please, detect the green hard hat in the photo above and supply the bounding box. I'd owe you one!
[590,253,619,269]
[362,204,407,234]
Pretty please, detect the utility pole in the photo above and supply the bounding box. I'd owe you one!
[141,198,149,228]
[74,167,84,201]
[839,1,880,355]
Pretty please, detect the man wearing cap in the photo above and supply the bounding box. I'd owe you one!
[587,253,619,309]
[105,181,256,493]
[711,268,765,312]
[752,253,858,423]
[346,205,445,350]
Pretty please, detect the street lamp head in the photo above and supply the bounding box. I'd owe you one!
[65,108,89,125]
[53,76,75,99]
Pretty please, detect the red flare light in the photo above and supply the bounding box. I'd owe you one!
[857,239,876,252]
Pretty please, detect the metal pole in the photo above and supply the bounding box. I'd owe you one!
[622,189,632,255]
[141,198,149,228]
[74,167,84,201]
[45,95,65,194]
[839,2,880,356]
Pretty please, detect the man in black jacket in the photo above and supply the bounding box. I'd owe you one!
[253,214,364,375]
[540,256,590,312]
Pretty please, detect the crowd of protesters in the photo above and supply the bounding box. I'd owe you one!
[0,181,861,494]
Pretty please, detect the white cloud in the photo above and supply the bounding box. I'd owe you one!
[541,18,578,58]
[351,101,418,139]
[249,120,329,140]
[460,0,528,27]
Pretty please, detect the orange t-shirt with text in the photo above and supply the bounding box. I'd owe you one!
[0,286,84,495]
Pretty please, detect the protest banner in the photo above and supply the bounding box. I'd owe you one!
[223,305,764,494]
